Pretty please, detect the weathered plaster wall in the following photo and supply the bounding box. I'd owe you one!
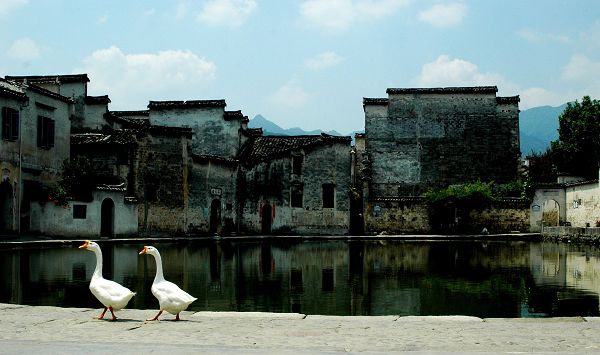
[365,90,520,197]
[149,107,240,158]
[188,161,238,234]
[83,103,108,130]
[565,182,600,227]
[242,142,352,235]
[19,89,71,176]
[30,190,138,237]
[135,131,190,234]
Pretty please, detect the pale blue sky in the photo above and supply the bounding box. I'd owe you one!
[1,0,599,133]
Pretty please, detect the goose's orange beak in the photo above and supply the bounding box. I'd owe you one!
[79,240,90,249]
[139,246,149,255]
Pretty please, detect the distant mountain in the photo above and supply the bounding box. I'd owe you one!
[249,114,349,137]
[519,104,566,155]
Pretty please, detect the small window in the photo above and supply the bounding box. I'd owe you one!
[73,205,87,219]
[292,155,303,175]
[37,116,55,149]
[2,107,19,141]
[291,185,303,208]
[322,184,335,208]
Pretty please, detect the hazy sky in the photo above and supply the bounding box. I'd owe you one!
[1,0,599,133]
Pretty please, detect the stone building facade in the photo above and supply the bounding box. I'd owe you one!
[363,86,520,197]
[1,74,140,238]
[358,86,524,234]
[0,77,73,234]
[239,134,352,235]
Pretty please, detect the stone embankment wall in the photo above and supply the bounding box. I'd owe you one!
[542,226,600,243]
[365,198,529,235]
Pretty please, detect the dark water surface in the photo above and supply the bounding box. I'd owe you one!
[1,239,599,317]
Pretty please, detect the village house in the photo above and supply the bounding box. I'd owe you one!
[358,86,526,234]
[0,77,73,234]
[530,171,600,234]
[2,74,138,238]
[3,74,531,238]
[238,134,352,235]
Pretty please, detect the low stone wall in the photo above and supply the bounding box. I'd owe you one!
[365,198,530,235]
[542,226,600,243]
[365,198,430,234]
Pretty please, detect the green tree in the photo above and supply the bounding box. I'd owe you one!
[551,96,600,179]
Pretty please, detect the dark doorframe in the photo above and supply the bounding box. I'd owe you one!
[210,199,221,234]
[261,203,272,235]
[100,198,115,238]
[0,180,13,233]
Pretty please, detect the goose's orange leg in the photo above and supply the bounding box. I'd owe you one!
[147,310,163,321]
[94,307,108,319]
[175,313,181,321]
[108,307,118,321]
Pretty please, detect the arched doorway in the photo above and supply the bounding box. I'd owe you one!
[261,203,272,235]
[100,198,115,237]
[209,199,221,234]
[542,199,560,227]
[0,180,13,233]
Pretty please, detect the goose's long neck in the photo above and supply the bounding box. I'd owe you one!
[152,251,165,283]
[92,247,103,279]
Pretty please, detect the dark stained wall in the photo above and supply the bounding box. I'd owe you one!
[365,87,520,197]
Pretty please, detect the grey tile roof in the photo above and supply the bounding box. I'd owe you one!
[240,133,351,165]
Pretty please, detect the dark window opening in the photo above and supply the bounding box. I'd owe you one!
[291,185,303,208]
[117,150,129,165]
[291,269,303,291]
[292,155,303,175]
[322,183,335,208]
[145,177,158,202]
[322,268,334,292]
[73,205,87,219]
[2,107,19,141]
[37,116,55,149]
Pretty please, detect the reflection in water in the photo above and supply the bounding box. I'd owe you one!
[1,240,600,317]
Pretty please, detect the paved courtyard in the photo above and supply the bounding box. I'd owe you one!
[1,303,600,353]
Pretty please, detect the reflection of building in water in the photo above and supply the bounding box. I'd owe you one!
[529,243,600,316]
[4,241,600,317]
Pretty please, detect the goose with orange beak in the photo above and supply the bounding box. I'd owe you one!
[140,245,197,321]
[79,240,136,321]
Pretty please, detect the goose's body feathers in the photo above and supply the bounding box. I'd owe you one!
[151,279,197,315]
[90,275,136,310]
[79,240,135,320]
[140,245,197,320]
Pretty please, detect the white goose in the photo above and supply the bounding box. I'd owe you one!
[79,240,136,321]
[139,245,197,321]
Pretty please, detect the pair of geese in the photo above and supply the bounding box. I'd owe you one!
[78,240,197,321]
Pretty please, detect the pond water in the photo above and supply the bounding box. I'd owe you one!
[1,239,600,317]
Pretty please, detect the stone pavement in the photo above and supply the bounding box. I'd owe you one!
[1,303,600,354]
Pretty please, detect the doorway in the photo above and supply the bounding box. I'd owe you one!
[261,203,272,234]
[210,199,221,234]
[100,198,115,237]
[0,180,13,233]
